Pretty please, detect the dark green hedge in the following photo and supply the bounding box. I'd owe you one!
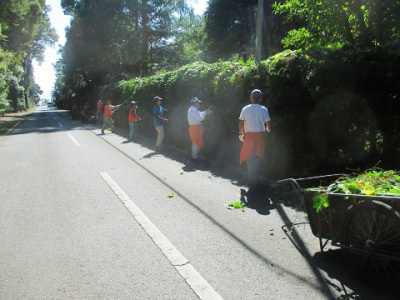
[103,44,400,179]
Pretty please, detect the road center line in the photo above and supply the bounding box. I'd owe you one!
[99,172,223,300]
[67,133,80,146]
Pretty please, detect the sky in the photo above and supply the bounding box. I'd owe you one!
[33,0,209,101]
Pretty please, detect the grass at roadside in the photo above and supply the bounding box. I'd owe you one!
[0,108,35,136]
[0,118,19,134]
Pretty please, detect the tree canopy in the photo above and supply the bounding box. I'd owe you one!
[55,0,202,106]
[0,0,57,112]
[274,0,400,50]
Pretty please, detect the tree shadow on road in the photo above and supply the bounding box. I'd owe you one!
[111,130,248,185]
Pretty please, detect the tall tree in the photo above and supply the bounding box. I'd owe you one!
[0,0,57,111]
[204,0,287,62]
[274,0,400,50]
[58,0,189,108]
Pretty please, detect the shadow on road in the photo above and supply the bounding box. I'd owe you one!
[10,109,398,299]
[2,109,93,136]
[312,249,400,299]
[240,185,276,215]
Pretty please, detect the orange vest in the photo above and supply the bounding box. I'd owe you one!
[129,108,138,122]
[240,132,265,164]
[104,105,112,116]
[189,125,204,148]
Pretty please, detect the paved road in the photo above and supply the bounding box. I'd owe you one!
[0,107,397,299]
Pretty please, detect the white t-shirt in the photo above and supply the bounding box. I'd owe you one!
[239,104,271,132]
[188,106,206,125]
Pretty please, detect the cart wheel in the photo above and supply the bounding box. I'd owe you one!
[341,200,400,279]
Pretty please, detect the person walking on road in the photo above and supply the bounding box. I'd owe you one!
[152,96,168,152]
[101,100,121,134]
[239,89,271,187]
[187,97,209,161]
[153,96,168,152]
[96,100,103,125]
[128,101,141,142]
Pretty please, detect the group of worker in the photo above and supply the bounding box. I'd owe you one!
[96,89,271,187]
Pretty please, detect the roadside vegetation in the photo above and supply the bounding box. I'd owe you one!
[1,0,399,178]
[0,108,34,135]
[0,0,57,113]
[0,118,18,134]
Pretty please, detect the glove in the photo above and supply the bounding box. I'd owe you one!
[239,134,244,142]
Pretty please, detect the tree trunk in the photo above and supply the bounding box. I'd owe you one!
[140,0,149,76]
[334,0,356,44]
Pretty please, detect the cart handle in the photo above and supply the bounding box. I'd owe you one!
[279,174,346,182]
[276,174,346,206]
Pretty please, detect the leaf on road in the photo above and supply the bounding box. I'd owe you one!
[225,201,246,210]
[168,193,174,198]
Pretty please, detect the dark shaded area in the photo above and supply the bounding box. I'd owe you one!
[3,109,96,137]
[240,185,276,215]
[312,250,400,299]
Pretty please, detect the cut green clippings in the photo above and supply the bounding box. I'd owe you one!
[312,193,329,213]
[226,201,246,211]
[311,169,400,213]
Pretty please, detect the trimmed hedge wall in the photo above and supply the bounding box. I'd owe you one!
[101,46,400,179]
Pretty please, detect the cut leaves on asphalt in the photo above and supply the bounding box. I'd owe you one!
[226,201,246,211]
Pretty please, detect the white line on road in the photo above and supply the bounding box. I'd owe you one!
[0,119,23,140]
[99,172,223,300]
[67,133,80,146]
[58,122,63,128]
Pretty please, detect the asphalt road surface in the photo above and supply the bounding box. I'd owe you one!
[0,107,398,299]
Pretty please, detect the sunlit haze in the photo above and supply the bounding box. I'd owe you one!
[33,0,209,101]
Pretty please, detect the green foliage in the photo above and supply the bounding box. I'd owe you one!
[281,28,314,50]
[312,169,400,212]
[0,45,13,113]
[0,0,57,111]
[274,0,400,50]
[153,12,207,71]
[55,0,194,109]
[312,193,329,213]
[100,50,316,177]
[328,170,400,196]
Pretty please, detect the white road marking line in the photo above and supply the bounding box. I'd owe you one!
[67,133,80,146]
[100,172,223,300]
[0,119,23,140]
[58,122,63,128]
